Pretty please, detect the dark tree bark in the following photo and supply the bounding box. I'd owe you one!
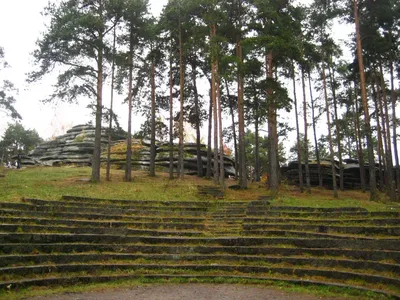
[106,25,117,182]
[301,68,311,193]
[211,24,219,184]
[216,70,225,187]
[322,64,338,197]
[254,102,260,182]
[92,1,104,183]
[375,73,389,189]
[237,43,247,188]
[292,64,303,192]
[149,58,156,177]
[389,56,400,200]
[178,22,184,179]
[206,89,213,179]
[267,51,278,194]
[372,80,384,189]
[191,61,203,177]
[353,81,367,192]
[169,40,174,180]
[328,64,344,191]
[354,0,377,200]
[225,81,238,179]
[379,62,394,199]
[308,71,323,187]
[125,24,134,182]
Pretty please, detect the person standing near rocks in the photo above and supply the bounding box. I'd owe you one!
[17,154,21,169]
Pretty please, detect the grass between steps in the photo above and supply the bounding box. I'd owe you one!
[0,270,396,300]
[0,166,398,212]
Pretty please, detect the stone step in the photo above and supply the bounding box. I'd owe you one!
[0,233,399,250]
[28,198,210,211]
[246,210,400,218]
[0,263,398,289]
[243,217,400,225]
[0,216,206,230]
[0,202,209,215]
[1,244,398,262]
[242,224,400,236]
[0,274,397,299]
[1,253,398,275]
[247,205,369,213]
[61,195,214,207]
[0,208,206,220]
[0,210,206,223]
[0,224,204,237]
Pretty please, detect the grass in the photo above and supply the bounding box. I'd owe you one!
[0,166,399,299]
[0,272,394,300]
[0,166,397,212]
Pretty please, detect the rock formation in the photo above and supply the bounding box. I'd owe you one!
[26,124,236,177]
[102,140,235,177]
[28,124,108,166]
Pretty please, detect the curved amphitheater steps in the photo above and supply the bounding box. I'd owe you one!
[0,196,399,299]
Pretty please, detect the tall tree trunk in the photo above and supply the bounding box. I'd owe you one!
[372,81,384,189]
[125,26,134,182]
[92,1,104,183]
[322,64,338,197]
[379,62,394,199]
[216,68,225,188]
[308,71,323,187]
[375,73,388,189]
[211,24,219,184]
[267,51,278,194]
[178,22,184,179]
[328,64,344,191]
[301,68,311,193]
[206,89,213,179]
[106,25,116,182]
[354,0,377,201]
[237,42,247,189]
[191,62,203,177]
[169,40,174,179]
[389,56,400,200]
[255,104,260,182]
[292,64,303,192]
[225,81,238,179]
[354,81,367,192]
[149,57,156,177]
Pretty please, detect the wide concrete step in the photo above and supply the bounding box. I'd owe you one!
[0,274,397,299]
[0,202,208,216]
[61,195,213,207]
[243,224,400,236]
[0,216,206,230]
[1,263,398,288]
[0,208,206,221]
[1,244,399,262]
[244,217,400,226]
[0,224,204,237]
[247,205,369,213]
[247,210,399,218]
[1,253,398,275]
[28,198,210,212]
[0,233,399,250]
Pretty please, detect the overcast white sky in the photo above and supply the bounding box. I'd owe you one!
[0,0,168,139]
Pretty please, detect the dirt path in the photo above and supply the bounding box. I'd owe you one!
[29,284,344,300]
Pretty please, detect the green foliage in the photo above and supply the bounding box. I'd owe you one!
[245,130,286,176]
[0,46,21,120]
[0,123,43,160]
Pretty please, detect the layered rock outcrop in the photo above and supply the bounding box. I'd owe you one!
[28,125,107,166]
[27,125,236,177]
[103,140,235,177]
